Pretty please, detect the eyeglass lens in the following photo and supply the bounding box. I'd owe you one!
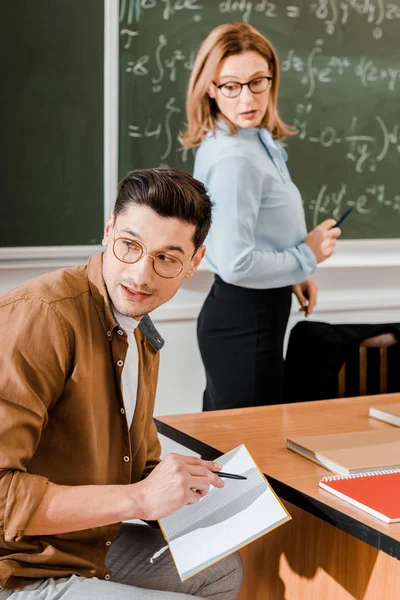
[219,77,271,98]
[113,238,183,278]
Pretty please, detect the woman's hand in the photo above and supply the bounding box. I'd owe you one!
[292,280,318,317]
[304,219,341,263]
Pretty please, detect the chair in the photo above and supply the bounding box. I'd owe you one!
[338,333,398,397]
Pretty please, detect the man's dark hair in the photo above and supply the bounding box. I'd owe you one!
[114,166,213,249]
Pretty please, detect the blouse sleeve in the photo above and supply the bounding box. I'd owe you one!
[204,155,316,288]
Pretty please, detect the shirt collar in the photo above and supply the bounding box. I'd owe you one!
[258,129,288,162]
[214,119,286,156]
[87,253,164,351]
[214,119,258,138]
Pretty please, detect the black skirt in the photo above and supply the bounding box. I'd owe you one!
[197,275,292,411]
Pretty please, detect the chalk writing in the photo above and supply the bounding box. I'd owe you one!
[292,107,400,174]
[309,183,400,227]
[119,0,202,23]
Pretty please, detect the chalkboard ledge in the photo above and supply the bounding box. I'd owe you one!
[316,239,400,269]
[0,245,103,271]
[196,239,400,271]
[1,239,399,272]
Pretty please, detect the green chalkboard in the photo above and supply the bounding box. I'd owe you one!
[0,0,104,248]
[119,0,400,239]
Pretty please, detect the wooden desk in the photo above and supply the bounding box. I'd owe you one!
[155,393,400,600]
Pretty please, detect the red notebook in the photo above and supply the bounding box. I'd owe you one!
[319,469,400,523]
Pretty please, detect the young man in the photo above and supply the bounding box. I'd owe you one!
[0,167,243,600]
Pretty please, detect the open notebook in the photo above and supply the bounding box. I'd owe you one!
[158,444,291,581]
[319,469,400,523]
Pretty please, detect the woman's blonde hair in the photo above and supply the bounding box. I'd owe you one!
[180,22,295,149]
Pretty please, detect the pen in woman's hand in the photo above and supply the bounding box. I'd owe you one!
[215,471,247,480]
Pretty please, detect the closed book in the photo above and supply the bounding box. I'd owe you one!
[319,469,400,523]
[286,428,400,475]
[369,403,400,427]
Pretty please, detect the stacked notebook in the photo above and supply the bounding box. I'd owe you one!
[286,428,400,475]
[369,402,400,427]
[319,470,400,523]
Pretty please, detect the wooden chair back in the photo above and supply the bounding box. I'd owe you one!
[338,333,398,397]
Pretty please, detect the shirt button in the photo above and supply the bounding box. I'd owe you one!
[105,574,111,580]
[107,331,111,338]
[105,541,112,546]
[117,330,124,336]
[117,360,124,367]
[123,456,130,463]
[120,408,125,415]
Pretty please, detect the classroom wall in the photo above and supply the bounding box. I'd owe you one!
[1,242,400,417]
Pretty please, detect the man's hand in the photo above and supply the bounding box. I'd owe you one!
[292,279,318,317]
[132,454,224,521]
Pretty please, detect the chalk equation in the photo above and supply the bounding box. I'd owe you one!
[292,104,400,174]
[309,182,400,227]
[119,0,202,24]
[120,0,400,36]
[118,0,400,233]
[281,39,400,99]
[121,33,400,109]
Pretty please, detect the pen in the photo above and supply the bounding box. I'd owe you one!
[216,471,247,480]
[333,207,353,228]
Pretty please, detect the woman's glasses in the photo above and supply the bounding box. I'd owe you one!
[213,76,273,98]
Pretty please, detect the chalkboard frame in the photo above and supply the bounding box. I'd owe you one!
[1,1,399,270]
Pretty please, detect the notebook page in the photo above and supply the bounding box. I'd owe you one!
[159,444,290,580]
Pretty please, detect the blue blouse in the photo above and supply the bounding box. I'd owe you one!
[193,122,317,289]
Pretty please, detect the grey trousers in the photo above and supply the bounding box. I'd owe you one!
[0,523,243,599]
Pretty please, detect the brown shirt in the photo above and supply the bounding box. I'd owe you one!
[0,254,163,590]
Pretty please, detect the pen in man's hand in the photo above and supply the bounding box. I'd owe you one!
[215,471,247,480]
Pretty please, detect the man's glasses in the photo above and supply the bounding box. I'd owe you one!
[113,237,184,279]
[212,76,273,98]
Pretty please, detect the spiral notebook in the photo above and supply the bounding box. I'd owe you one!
[319,469,400,523]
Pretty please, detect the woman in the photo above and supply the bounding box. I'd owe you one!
[180,23,341,411]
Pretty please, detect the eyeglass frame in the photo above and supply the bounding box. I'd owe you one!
[212,76,273,98]
[112,236,195,279]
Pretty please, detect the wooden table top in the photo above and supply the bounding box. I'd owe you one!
[156,393,400,559]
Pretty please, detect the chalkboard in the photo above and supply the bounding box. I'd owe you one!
[119,0,400,239]
[0,0,104,248]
